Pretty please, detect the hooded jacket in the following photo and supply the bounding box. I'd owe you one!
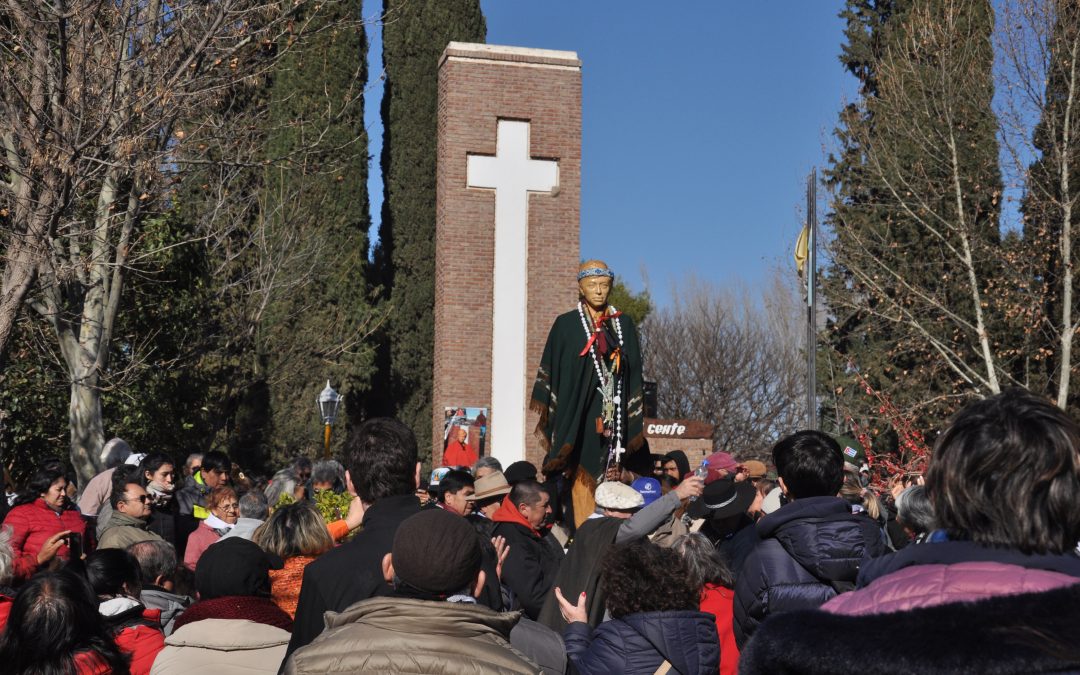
[150,618,290,675]
[140,586,192,636]
[99,596,166,675]
[492,496,564,620]
[732,495,885,647]
[283,596,541,674]
[739,579,1080,674]
[563,610,720,675]
[97,510,164,551]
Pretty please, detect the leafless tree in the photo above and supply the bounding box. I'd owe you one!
[641,273,806,458]
[0,0,371,482]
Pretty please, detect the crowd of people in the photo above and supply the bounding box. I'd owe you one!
[0,386,1078,673]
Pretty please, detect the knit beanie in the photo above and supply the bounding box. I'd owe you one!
[391,509,481,596]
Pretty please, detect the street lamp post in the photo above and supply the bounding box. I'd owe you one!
[318,381,342,459]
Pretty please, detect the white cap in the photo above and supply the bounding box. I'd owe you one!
[594,481,645,510]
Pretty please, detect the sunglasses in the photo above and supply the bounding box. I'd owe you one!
[124,494,151,504]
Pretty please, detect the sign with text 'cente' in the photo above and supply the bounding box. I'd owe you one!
[644,418,714,440]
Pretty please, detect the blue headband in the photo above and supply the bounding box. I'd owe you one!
[578,267,614,280]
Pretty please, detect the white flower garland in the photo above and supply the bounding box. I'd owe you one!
[578,302,625,451]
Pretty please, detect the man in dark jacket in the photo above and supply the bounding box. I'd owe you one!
[492,479,564,620]
[285,509,561,675]
[733,430,886,647]
[283,418,422,661]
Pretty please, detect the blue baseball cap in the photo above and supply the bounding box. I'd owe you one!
[631,477,662,506]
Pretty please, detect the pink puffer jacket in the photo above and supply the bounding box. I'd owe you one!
[823,560,1079,616]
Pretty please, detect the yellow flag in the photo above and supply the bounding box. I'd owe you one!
[794,225,809,276]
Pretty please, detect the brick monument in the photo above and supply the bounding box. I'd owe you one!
[433,43,581,470]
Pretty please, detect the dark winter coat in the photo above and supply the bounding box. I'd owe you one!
[492,499,564,620]
[563,610,719,675]
[732,495,886,647]
[740,579,1080,674]
[537,516,621,632]
[466,512,505,611]
[284,494,420,659]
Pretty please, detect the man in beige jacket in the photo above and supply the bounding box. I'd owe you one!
[97,479,164,551]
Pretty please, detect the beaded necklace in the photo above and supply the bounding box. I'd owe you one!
[577,302,625,458]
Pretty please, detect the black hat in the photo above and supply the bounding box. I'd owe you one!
[194,537,283,600]
[503,460,538,484]
[687,478,757,521]
[391,509,482,596]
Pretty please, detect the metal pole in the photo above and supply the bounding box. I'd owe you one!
[323,423,332,459]
[806,169,818,430]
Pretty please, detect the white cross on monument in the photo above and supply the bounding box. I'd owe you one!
[467,120,559,467]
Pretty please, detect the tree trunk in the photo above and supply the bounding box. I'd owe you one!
[69,374,104,487]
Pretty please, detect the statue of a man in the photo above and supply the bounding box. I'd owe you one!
[531,260,645,527]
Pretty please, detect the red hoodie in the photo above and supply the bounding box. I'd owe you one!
[490,495,541,537]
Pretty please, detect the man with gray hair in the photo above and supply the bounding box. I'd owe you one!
[219,490,269,542]
[129,539,191,635]
[310,459,345,493]
[472,456,503,480]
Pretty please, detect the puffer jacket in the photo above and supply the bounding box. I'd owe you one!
[97,510,164,550]
[283,596,541,674]
[739,575,1080,674]
[492,496,564,620]
[174,472,211,519]
[732,495,885,647]
[150,618,290,674]
[4,498,88,580]
[826,539,1080,616]
[563,610,719,675]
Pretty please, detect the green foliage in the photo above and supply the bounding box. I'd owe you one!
[822,0,1003,443]
[249,0,378,468]
[608,281,652,326]
[374,0,486,461]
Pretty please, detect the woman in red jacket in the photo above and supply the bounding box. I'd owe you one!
[674,532,740,675]
[3,465,88,582]
[183,486,238,570]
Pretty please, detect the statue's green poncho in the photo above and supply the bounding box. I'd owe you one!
[530,307,645,478]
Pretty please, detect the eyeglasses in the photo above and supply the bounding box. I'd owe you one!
[219,503,239,511]
[124,495,151,504]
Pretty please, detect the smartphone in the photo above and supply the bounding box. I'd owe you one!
[67,532,83,559]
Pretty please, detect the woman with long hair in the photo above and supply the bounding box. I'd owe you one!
[253,502,334,618]
[183,486,238,570]
[0,569,131,674]
[3,464,88,583]
[555,539,719,675]
[673,532,739,675]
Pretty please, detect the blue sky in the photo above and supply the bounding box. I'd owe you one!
[365,2,856,305]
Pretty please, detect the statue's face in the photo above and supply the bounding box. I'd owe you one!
[579,275,612,312]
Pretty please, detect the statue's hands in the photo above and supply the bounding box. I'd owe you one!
[675,475,705,501]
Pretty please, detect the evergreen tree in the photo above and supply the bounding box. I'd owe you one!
[259,0,377,465]
[1018,4,1080,411]
[822,0,1003,450]
[374,0,485,457]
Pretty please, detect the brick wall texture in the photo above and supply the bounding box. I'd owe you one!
[433,44,581,470]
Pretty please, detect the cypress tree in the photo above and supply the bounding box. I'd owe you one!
[374,0,485,456]
[259,0,376,462]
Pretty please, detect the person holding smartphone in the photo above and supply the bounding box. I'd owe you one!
[3,465,88,582]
